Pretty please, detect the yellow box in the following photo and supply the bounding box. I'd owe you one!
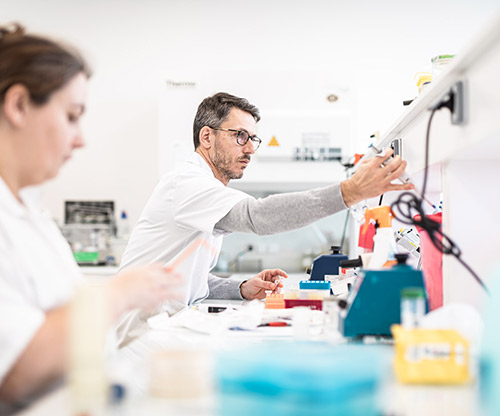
[391,324,470,384]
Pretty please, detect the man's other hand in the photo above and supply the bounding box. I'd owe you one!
[240,269,288,300]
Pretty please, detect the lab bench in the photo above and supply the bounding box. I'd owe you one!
[15,296,480,416]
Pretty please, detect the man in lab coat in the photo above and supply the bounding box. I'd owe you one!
[119,92,412,318]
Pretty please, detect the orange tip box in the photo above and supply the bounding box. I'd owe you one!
[265,293,285,309]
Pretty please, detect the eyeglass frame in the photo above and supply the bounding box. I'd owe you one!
[209,127,262,151]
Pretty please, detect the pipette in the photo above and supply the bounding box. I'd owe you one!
[369,144,435,208]
[369,144,412,184]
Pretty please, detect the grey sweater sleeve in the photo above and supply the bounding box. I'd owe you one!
[215,183,348,235]
[207,273,244,300]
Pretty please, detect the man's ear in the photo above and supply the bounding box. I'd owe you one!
[198,126,213,149]
[2,84,31,128]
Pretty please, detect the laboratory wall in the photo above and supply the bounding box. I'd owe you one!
[1,0,499,236]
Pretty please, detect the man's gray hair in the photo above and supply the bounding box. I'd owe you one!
[193,92,260,149]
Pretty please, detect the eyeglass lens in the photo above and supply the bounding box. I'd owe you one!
[236,131,260,150]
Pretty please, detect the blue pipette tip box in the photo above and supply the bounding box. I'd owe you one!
[299,280,331,290]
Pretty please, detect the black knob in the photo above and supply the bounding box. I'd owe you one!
[330,245,341,254]
[306,267,311,275]
[395,253,409,265]
[337,299,348,310]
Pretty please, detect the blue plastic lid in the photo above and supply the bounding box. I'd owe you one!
[121,210,127,219]
[300,280,331,290]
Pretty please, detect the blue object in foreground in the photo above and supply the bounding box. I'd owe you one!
[480,267,500,416]
[215,342,390,416]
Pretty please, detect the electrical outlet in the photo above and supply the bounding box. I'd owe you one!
[451,81,465,125]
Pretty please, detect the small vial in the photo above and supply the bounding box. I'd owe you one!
[322,296,340,337]
[401,287,425,329]
[272,278,281,293]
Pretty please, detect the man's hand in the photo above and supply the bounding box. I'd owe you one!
[340,148,415,207]
[240,269,288,300]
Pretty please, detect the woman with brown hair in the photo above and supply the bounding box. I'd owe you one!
[0,23,179,410]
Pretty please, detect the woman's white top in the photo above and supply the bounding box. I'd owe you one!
[0,177,82,385]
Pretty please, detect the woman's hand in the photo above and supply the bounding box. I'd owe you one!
[107,264,183,319]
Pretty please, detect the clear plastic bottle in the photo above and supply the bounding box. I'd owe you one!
[401,287,426,329]
[118,210,130,240]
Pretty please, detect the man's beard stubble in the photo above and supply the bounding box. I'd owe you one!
[213,139,249,181]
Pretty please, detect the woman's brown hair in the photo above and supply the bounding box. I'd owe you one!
[0,23,91,106]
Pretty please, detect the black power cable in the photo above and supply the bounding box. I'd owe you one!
[339,156,356,252]
[390,96,490,294]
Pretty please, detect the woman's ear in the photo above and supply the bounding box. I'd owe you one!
[198,126,213,149]
[2,84,31,128]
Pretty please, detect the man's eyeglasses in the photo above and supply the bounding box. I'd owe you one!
[211,127,262,151]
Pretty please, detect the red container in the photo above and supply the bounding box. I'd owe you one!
[284,299,323,310]
[415,212,443,311]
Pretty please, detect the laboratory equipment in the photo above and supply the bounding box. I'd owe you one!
[415,72,433,94]
[401,287,426,329]
[307,245,348,281]
[285,299,323,310]
[117,210,130,239]
[368,144,412,185]
[415,212,443,311]
[215,342,389,416]
[299,280,330,290]
[395,227,421,259]
[265,292,285,309]
[362,206,396,269]
[480,268,500,415]
[61,201,115,265]
[267,287,326,310]
[431,54,456,78]
[271,277,282,293]
[322,296,341,337]
[298,280,331,302]
[69,284,109,415]
[392,324,470,384]
[339,254,428,338]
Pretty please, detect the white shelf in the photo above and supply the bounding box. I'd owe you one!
[366,11,500,312]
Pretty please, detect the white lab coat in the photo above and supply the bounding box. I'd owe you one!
[120,152,250,305]
[0,178,82,386]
